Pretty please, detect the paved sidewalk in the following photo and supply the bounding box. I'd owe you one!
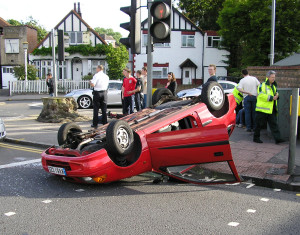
[2,111,299,191]
[0,93,64,102]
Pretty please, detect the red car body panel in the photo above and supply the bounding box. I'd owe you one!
[41,94,239,184]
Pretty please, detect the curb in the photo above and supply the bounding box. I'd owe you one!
[242,175,300,192]
[3,137,52,149]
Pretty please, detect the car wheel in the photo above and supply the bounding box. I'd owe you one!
[106,120,134,156]
[78,95,92,109]
[152,88,174,105]
[201,81,225,111]
[57,122,82,147]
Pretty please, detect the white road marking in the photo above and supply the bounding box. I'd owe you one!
[0,159,41,169]
[260,198,269,202]
[246,183,255,189]
[28,102,43,107]
[75,189,85,192]
[273,188,281,192]
[247,209,256,213]
[225,182,240,186]
[4,212,16,216]
[228,222,239,227]
[42,200,52,204]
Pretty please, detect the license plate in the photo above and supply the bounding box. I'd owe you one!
[48,166,66,176]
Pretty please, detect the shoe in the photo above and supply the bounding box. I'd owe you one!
[237,124,243,128]
[246,129,252,132]
[91,124,98,128]
[253,139,263,143]
[275,139,285,144]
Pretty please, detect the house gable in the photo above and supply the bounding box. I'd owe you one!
[35,9,106,49]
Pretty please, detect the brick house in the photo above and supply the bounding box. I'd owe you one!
[0,17,38,88]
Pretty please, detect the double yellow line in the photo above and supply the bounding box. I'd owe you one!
[0,142,43,154]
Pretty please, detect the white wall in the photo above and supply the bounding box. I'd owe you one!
[135,31,204,82]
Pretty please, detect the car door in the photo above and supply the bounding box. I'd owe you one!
[146,118,240,184]
[107,82,122,105]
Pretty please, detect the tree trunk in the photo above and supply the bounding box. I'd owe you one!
[37,97,89,123]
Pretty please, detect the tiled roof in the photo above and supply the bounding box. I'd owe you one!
[0,17,12,27]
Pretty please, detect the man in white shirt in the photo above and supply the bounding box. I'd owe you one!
[89,65,109,127]
[238,69,260,132]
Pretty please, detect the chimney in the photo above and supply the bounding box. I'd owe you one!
[74,3,76,12]
[77,2,82,17]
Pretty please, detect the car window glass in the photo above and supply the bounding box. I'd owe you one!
[160,162,237,184]
[154,116,196,134]
[227,84,235,89]
[220,83,227,89]
[108,82,121,90]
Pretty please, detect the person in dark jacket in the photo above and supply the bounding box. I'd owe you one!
[206,64,218,83]
[46,73,54,96]
[166,72,177,96]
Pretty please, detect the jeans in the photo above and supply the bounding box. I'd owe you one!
[123,95,135,114]
[236,108,245,125]
[135,93,142,111]
[244,95,257,130]
[143,94,147,108]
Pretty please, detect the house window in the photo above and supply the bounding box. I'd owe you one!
[5,39,19,53]
[143,34,147,47]
[68,32,83,45]
[91,60,106,75]
[58,61,67,79]
[154,43,170,47]
[40,60,52,79]
[182,35,195,47]
[153,67,168,79]
[3,67,14,73]
[207,36,221,48]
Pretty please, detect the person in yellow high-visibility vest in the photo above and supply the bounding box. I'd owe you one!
[232,84,243,105]
[253,70,284,144]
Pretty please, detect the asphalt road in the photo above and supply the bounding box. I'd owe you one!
[0,142,300,235]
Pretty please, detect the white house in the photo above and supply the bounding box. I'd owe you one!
[134,8,229,86]
[30,3,108,81]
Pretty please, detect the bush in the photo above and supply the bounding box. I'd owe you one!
[82,74,93,80]
[13,64,39,80]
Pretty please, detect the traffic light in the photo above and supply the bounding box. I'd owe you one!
[150,0,172,43]
[120,0,141,54]
[57,30,69,62]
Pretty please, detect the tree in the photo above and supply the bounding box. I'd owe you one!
[217,0,300,72]
[94,27,122,44]
[179,0,225,30]
[7,16,47,43]
[13,64,38,80]
[104,44,129,80]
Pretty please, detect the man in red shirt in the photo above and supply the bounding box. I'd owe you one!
[122,67,137,115]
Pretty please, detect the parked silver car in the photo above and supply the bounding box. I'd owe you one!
[65,80,123,109]
[0,118,6,140]
[177,81,237,98]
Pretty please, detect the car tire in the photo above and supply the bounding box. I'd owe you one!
[201,81,225,111]
[106,120,134,156]
[57,122,82,147]
[78,95,92,109]
[152,88,174,105]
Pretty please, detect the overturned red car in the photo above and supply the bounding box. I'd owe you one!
[41,82,240,185]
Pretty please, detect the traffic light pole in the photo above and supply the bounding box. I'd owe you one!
[52,29,57,97]
[146,0,153,108]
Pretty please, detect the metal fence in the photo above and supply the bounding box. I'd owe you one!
[9,80,90,95]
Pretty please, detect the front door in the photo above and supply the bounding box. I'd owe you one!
[146,122,240,184]
[183,68,192,85]
[73,62,82,81]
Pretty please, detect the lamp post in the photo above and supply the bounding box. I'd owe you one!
[23,42,29,81]
[0,27,3,89]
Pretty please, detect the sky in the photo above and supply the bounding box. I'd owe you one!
[0,0,152,37]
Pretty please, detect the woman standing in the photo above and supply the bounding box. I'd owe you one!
[166,72,177,96]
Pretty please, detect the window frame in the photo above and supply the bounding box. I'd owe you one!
[181,35,195,48]
[207,36,221,48]
[5,39,20,53]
